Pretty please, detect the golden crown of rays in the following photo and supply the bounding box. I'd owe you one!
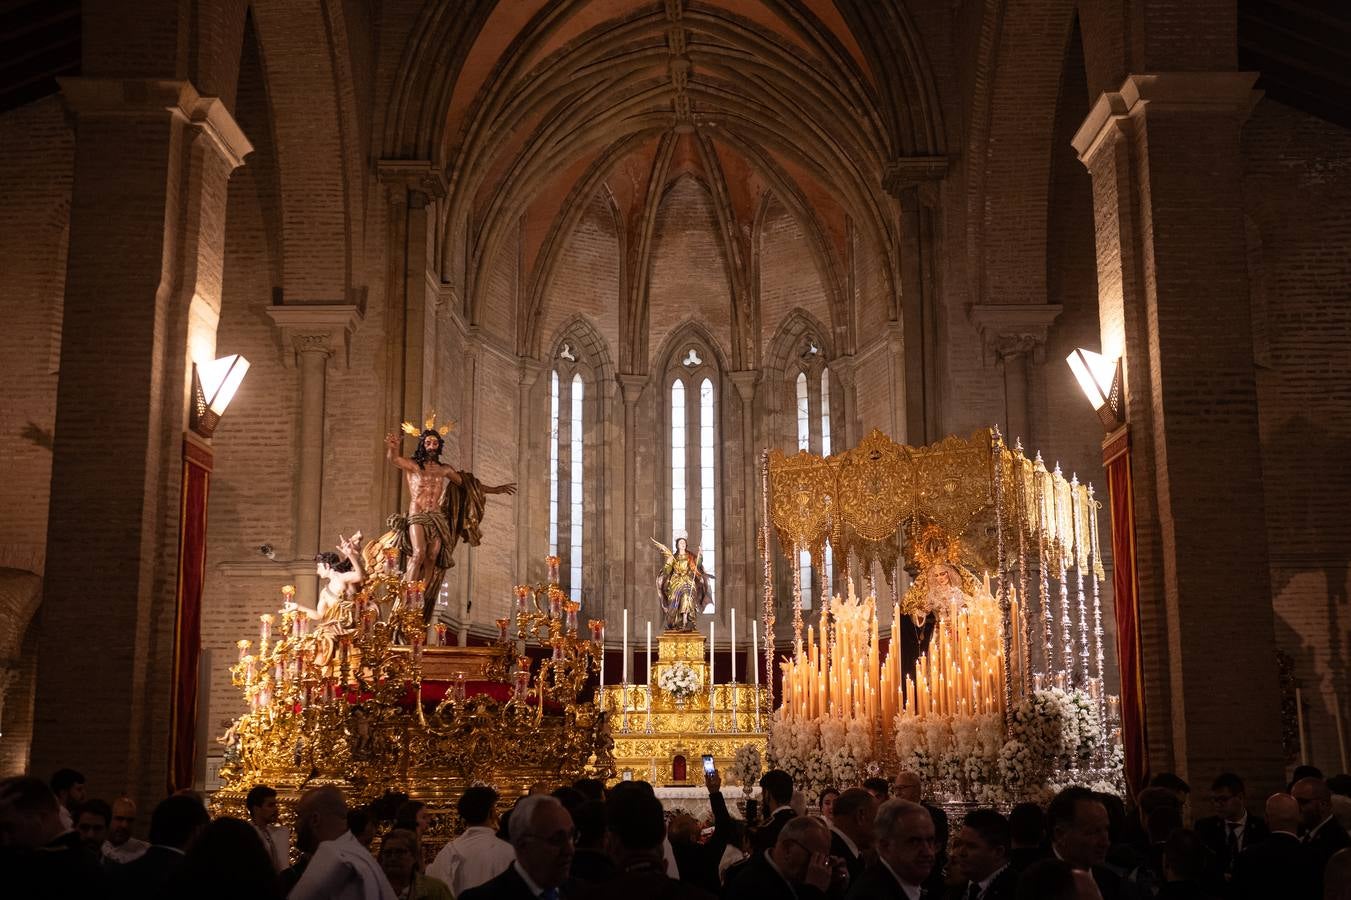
[400,412,455,438]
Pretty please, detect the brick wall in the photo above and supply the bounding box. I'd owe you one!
[1245,98,1351,772]
[0,97,73,575]
[647,176,734,368]
[539,191,621,356]
[759,198,831,359]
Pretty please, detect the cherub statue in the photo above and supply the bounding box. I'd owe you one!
[651,535,712,632]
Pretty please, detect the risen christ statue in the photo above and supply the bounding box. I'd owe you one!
[383,427,516,619]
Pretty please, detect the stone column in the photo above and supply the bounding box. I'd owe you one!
[266,306,363,611]
[969,304,1063,446]
[1073,72,1283,787]
[31,79,250,804]
[377,161,446,518]
[515,360,543,587]
[829,354,859,448]
[729,371,760,619]
[617,374,648,626]
[885,158,948,444]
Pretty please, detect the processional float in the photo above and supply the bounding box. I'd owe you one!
[760,428,1124,803]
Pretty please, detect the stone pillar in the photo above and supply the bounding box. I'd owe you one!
[31,78,250,804]
[884,322,908,443]
[617,374,647,626]
[830,354,859,448]
[1073,72,1283,787]
[885,158,948,444]
[514,360,543,590]
[969,304,1063,446]
[266,306,363,611]
[729,371,760,618]
[377,161,446,519]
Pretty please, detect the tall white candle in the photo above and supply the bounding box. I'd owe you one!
[752,619,760,685]
[710,618,716,730]
[731,607,737,684]
[623,609,629,684]
[646,620,653,705]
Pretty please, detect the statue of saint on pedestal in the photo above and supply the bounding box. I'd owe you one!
[379,415,516,620]
[651,536,712,632]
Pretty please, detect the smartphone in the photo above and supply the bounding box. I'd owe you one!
[702,754,715,775]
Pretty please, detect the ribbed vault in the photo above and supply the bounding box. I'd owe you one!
[383,0,945,370]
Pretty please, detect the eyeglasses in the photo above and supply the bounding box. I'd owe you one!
[524,828,579,849]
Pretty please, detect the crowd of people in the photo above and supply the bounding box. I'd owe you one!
[3,762,1351,900]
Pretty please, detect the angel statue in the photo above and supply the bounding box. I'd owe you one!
[651,535,712,632]
[377,413,516,621]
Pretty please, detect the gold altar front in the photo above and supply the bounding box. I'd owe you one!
[596,632,769,784]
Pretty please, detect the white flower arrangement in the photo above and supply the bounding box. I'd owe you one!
[658,661,700,700]
[726,743,763,788]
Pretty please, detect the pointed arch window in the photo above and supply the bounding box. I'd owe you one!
[548,342,589,601]
[785,332,837,608]
[667,340,720,612]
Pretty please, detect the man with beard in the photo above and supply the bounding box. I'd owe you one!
[385,420,516,619]
[288,785,395,900]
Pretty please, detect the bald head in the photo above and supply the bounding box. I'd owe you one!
[1265,792,1299,834]
[296,785,349,846]
[778,814,829,850]
[1293,777,1333,831]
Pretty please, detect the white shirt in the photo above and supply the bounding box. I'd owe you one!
[426,826,515,896]
[289,830,396,900]
[1224,813,1248,850]
[663,836,680,878]
[880,858,923,900]
[256,823,291,871]
[102,837,149,864]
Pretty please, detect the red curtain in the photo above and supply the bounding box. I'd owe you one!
[169,437,213,792]
[1104,429,1149,799]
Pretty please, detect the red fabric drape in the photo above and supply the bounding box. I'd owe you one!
[169,437,213,792]
[1105,429,1149,799]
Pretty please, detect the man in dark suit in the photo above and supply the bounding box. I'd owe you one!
[1294,776,1351,895]
[1194,772,1268,889]
[0,775,106,900]
[753,769,798,855]
[113,793,210,899]
[1006,803,1048,875]
[727,815,835,900]
[1048,786,1140,900]
[462,795,575,900]
[892,770,948,893]
[947,809,1016,900]
[848,799,935,900]
[572,788,711,900]
[830,788,879,882]
[1231,793,1310,900]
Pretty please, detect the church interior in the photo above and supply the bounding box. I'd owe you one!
[2,0,1351,863]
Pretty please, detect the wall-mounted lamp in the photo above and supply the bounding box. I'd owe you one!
[1066,348,1123,430]
[190,354,250,438]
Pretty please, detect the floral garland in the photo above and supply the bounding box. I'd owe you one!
[658,662,700,700]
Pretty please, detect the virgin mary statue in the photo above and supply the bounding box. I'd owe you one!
[650,536,711,632]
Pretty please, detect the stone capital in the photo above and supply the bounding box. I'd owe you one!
[969,304,1063,366]
[59,77,253,170]
[727,370,760,405]
[616,373,649,406]
[377,159,449,204]
[518,357,545,389]
[1073,71,1260,163]
[883,156,949,197]
[266,304,364,369]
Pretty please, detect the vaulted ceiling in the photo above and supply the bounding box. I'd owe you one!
[384,0,948,369]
